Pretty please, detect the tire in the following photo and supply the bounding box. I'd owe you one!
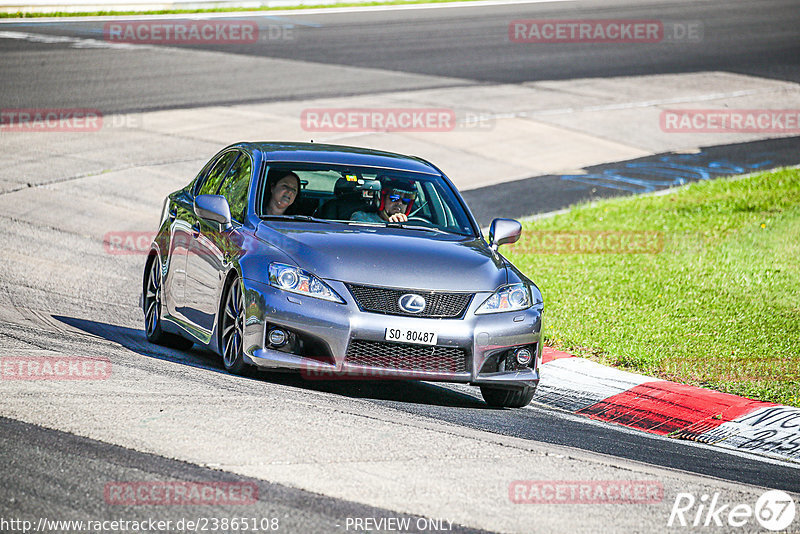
[143,257,194,350]
[480,385,536,408]
[220,275,248,375]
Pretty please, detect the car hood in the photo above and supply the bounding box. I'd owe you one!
[256,221,507,291]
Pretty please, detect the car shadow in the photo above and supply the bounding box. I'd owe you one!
[53,315,488,409]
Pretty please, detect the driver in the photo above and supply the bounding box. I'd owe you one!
[351,180,416,223]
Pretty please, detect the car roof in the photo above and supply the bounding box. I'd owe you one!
[237,142,442,175]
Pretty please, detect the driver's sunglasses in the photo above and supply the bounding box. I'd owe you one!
[388,192,416,204]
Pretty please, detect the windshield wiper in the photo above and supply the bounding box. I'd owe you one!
[347,220,457,235]
[385,222,450,234]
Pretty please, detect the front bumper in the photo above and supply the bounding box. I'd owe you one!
[240,278,541,389]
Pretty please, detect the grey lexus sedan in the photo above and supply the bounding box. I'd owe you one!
[142,142,543,408]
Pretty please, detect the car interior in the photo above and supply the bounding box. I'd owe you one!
[258,163,475,236]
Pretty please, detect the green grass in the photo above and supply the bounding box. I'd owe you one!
[506,167,800,407]
[0,0,479,18]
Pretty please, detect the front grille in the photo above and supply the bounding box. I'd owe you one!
[345,340,468,373]
[347,284,473,318]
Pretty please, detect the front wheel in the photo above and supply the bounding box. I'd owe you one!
[480,385,535,408]
[220,276,248,375]
[143,257,193,350]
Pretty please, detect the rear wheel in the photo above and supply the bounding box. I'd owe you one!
[220,275,248,375]
[480,385,535,408]
[143,257,193,350]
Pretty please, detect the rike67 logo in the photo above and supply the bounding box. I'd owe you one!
[668,490,797,531]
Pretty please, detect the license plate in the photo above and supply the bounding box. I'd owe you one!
[385,328,438,345]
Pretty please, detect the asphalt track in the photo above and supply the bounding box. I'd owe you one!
[1,0,799,112]
[2,0,800,532]
[35,315,800,494]
[1,416,488,534]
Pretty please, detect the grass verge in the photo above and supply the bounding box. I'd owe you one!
[506,167,800,407]
[1,0,480,18]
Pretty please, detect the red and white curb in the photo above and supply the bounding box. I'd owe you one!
[538,348,800,464]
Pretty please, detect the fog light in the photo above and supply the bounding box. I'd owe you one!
[268,328,288,347]
[515,348,533,366]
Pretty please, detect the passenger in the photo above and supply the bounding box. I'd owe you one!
[351,180,416,223]
[264,170,300,215]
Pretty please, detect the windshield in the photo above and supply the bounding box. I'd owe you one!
[257,162,477,236]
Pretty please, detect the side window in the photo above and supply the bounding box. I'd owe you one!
[191,159,215,194]
[197,152,238,196]
[218,153,252,223]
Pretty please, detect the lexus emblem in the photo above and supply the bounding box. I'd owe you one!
[398,293,426,314]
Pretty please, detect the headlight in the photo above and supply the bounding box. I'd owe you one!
[475,283,532,314]
[268,263,344,303]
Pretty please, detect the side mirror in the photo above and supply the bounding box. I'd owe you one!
[488,218,522,251]
[194,195,232,228]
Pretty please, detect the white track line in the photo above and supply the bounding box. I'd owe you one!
[0,29,149,48]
